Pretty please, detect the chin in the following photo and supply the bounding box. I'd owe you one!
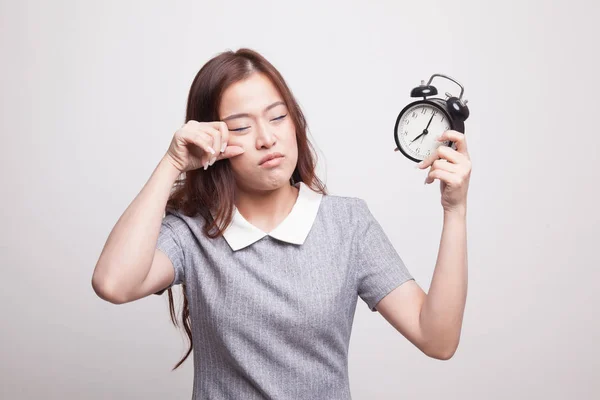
[261,172,294,190]
[243,170,296,192]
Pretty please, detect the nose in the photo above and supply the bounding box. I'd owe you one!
[255,120,277,149]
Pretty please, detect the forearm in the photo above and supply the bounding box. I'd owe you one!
[419,207,468,358]
[92,157,182,300]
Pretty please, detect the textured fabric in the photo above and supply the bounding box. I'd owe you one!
[154,183,414,399]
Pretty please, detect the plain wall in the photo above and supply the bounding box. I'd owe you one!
[1,0,599,398]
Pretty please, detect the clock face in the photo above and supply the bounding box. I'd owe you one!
[395,102,452,161]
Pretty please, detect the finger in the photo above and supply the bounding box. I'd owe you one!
[417,137,464,170]
[184,129,214,153]
[188,131,216,168]
[181,122,218,168]
[425,168,456,185]
[437,130,468,155]
[214,121,230,153]
[436,145,464,165]
[201,121,227,155]
[185,119,202,128]
[178,125,212,153]
[416,145,443,170]
[210,122,223,162]
[431,158,459,173]
[200,125,222,166]
[185,121,221,156]
[217,145,245,160]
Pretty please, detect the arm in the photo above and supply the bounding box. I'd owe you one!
[376,208,467,360]
[420,208,468,358]
[91,157,181,303]
[377,129,471,360]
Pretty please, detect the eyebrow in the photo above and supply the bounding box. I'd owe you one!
[222,101,286,122]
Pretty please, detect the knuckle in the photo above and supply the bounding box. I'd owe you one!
[176,128,187,139]
[202,126,215,137]
[203,131,214,142]
[197,131,210,144]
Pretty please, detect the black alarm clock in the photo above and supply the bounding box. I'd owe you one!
[393,73,470,163]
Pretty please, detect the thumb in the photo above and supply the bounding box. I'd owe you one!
[218,145,245,160]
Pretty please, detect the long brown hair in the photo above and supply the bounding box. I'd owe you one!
[163,48,327,370]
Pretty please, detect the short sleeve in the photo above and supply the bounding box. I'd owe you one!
[153,212,185,295]
[353,199,414,312]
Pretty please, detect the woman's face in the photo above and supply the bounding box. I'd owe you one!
[218,72,298,192]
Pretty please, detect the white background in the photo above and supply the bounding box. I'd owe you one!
[1,0,599,398]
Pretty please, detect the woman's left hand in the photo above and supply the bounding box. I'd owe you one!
[416,130,472,213]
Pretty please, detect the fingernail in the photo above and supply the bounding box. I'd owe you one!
[203,161,209,170]
[221,142,227,153]
[415,162,423,169]
[207,147,216,155]
[209,156,216,166]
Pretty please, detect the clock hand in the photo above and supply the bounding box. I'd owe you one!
[412,113,436,143]
[419,113,435,144]
[425,113,434,130]
[411,132,425,143]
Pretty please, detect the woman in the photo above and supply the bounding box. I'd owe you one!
[92,48,471,399]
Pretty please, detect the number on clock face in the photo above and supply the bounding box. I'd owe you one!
[398,104,451,159]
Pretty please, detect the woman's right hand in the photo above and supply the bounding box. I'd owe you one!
[164,120,245,173]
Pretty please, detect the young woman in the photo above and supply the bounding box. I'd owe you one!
[92,48,471,399]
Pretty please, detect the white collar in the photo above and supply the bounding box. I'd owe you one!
[220,182,323,251]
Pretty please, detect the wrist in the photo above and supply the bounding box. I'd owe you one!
[443,204,467,218]
[159,156,184,182]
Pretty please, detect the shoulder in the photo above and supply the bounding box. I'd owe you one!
[319,192,372,226]
[162,208,207,238]
[162,208,188,228]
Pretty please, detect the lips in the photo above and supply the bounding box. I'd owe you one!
[259,152,284,165]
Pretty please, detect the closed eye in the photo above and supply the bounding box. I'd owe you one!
[230,115,287,132]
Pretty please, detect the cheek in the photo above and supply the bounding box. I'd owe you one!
[288,133,298,156]
[286,140,299,168]
[282,126,297,147]
[228,155,250,172]
[227,137,251,159]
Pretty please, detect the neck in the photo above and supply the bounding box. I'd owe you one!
[234,182,300,233]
